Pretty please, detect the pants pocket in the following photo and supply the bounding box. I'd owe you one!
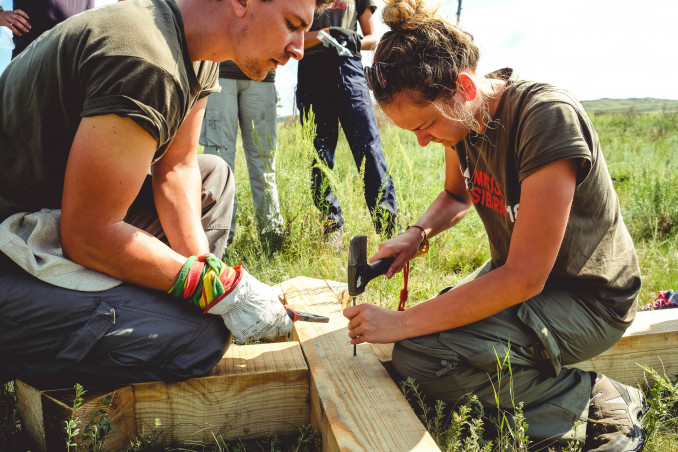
[517,302,563,377]
[201,110,224,147]
[56,298,116,363]
[393,339,462,383]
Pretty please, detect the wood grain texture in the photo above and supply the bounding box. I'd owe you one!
[281,276,440,452]
[15,380,47,452]
[132,341,309,442]
[15,381,136,452]
[369,309,678,387]
[16,342,309,449]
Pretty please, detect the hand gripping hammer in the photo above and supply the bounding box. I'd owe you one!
[347,235,395,355]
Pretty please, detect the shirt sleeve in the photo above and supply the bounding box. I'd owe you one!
[79,55,188,149]
[516,99,594,185]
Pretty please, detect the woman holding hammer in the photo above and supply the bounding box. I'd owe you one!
[343,0,643,450]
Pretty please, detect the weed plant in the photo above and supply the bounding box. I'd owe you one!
[1,111,677,451]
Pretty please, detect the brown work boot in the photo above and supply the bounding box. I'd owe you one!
[584,373,645,451]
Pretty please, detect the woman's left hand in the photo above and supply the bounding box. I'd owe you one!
[343,303,408,344]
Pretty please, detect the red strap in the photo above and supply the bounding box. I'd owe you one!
[398,261,409,311]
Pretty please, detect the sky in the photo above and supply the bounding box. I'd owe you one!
[2,0,677,117]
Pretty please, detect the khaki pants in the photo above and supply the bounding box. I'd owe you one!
[392,261,626,446]
[200,78,283,241]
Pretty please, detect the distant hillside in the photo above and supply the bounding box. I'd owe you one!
[581,98,678,114]
[278,98,678,124]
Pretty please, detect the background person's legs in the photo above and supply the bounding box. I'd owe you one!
[200,78,239,244]
[338,57,398,237]
[237,79,284,240]
[297,57,344,234]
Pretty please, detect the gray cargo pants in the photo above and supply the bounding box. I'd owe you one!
[0,155,235,388]
[392,261,626,446]
[200,78,284,241]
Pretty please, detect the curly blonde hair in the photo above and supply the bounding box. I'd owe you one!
[369,0,480,106]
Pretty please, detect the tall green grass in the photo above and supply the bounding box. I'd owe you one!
[230,111,678,309]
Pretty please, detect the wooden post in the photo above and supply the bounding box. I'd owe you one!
[15,380,136,452]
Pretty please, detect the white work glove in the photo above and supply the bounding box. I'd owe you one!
[204,268,293,344]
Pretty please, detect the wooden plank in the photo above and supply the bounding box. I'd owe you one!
[281,276,440,452]
[15,380,47,452]
[15,380,136,452]
[369,309,678,388]
[133,341,309,443]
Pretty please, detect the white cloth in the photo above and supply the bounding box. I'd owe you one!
[0,209,123,291]
[206,267,293,343]
[0,26,13,50]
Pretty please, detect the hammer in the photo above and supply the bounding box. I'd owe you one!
[347,235,395,355]
[348,235,395,300]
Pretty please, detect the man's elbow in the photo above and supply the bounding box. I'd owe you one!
[60,224,85,262]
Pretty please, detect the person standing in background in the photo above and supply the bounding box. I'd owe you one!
[296,0,399,246]
[0,0,95,59]
[200,61,285,252]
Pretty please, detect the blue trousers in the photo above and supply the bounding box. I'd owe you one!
[296,54,398,235]
[0,155,234,388]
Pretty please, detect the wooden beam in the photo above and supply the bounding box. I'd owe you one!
[16,341,309,450]
[15,380,136,452]
[133,341,309,443]
[369,309,678,388]
[281,277,440,452]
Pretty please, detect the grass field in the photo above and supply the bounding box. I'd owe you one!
[1,104,677,451]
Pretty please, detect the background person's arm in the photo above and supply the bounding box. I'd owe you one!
[356,6,377,51]
[0,7,29,36]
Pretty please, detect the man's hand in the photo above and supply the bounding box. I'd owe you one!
[329,27,361,58]
[0,9,30,36]
[205,267,293,343]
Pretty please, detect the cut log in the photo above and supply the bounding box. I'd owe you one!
[281,276,440,452]
[368,309,678,388]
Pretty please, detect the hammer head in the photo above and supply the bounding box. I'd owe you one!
[347,235,367,297]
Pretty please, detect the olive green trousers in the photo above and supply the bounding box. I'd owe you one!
[392,261,626,446]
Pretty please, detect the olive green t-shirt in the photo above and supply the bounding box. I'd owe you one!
[455,69,641,328]
[0,0,219,220]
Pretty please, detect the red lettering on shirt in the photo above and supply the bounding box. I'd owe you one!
[471,186,481,204]
[470,169,507,218]
[330,1,347,9]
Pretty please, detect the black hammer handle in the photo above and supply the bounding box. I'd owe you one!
[358,257,395,292]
